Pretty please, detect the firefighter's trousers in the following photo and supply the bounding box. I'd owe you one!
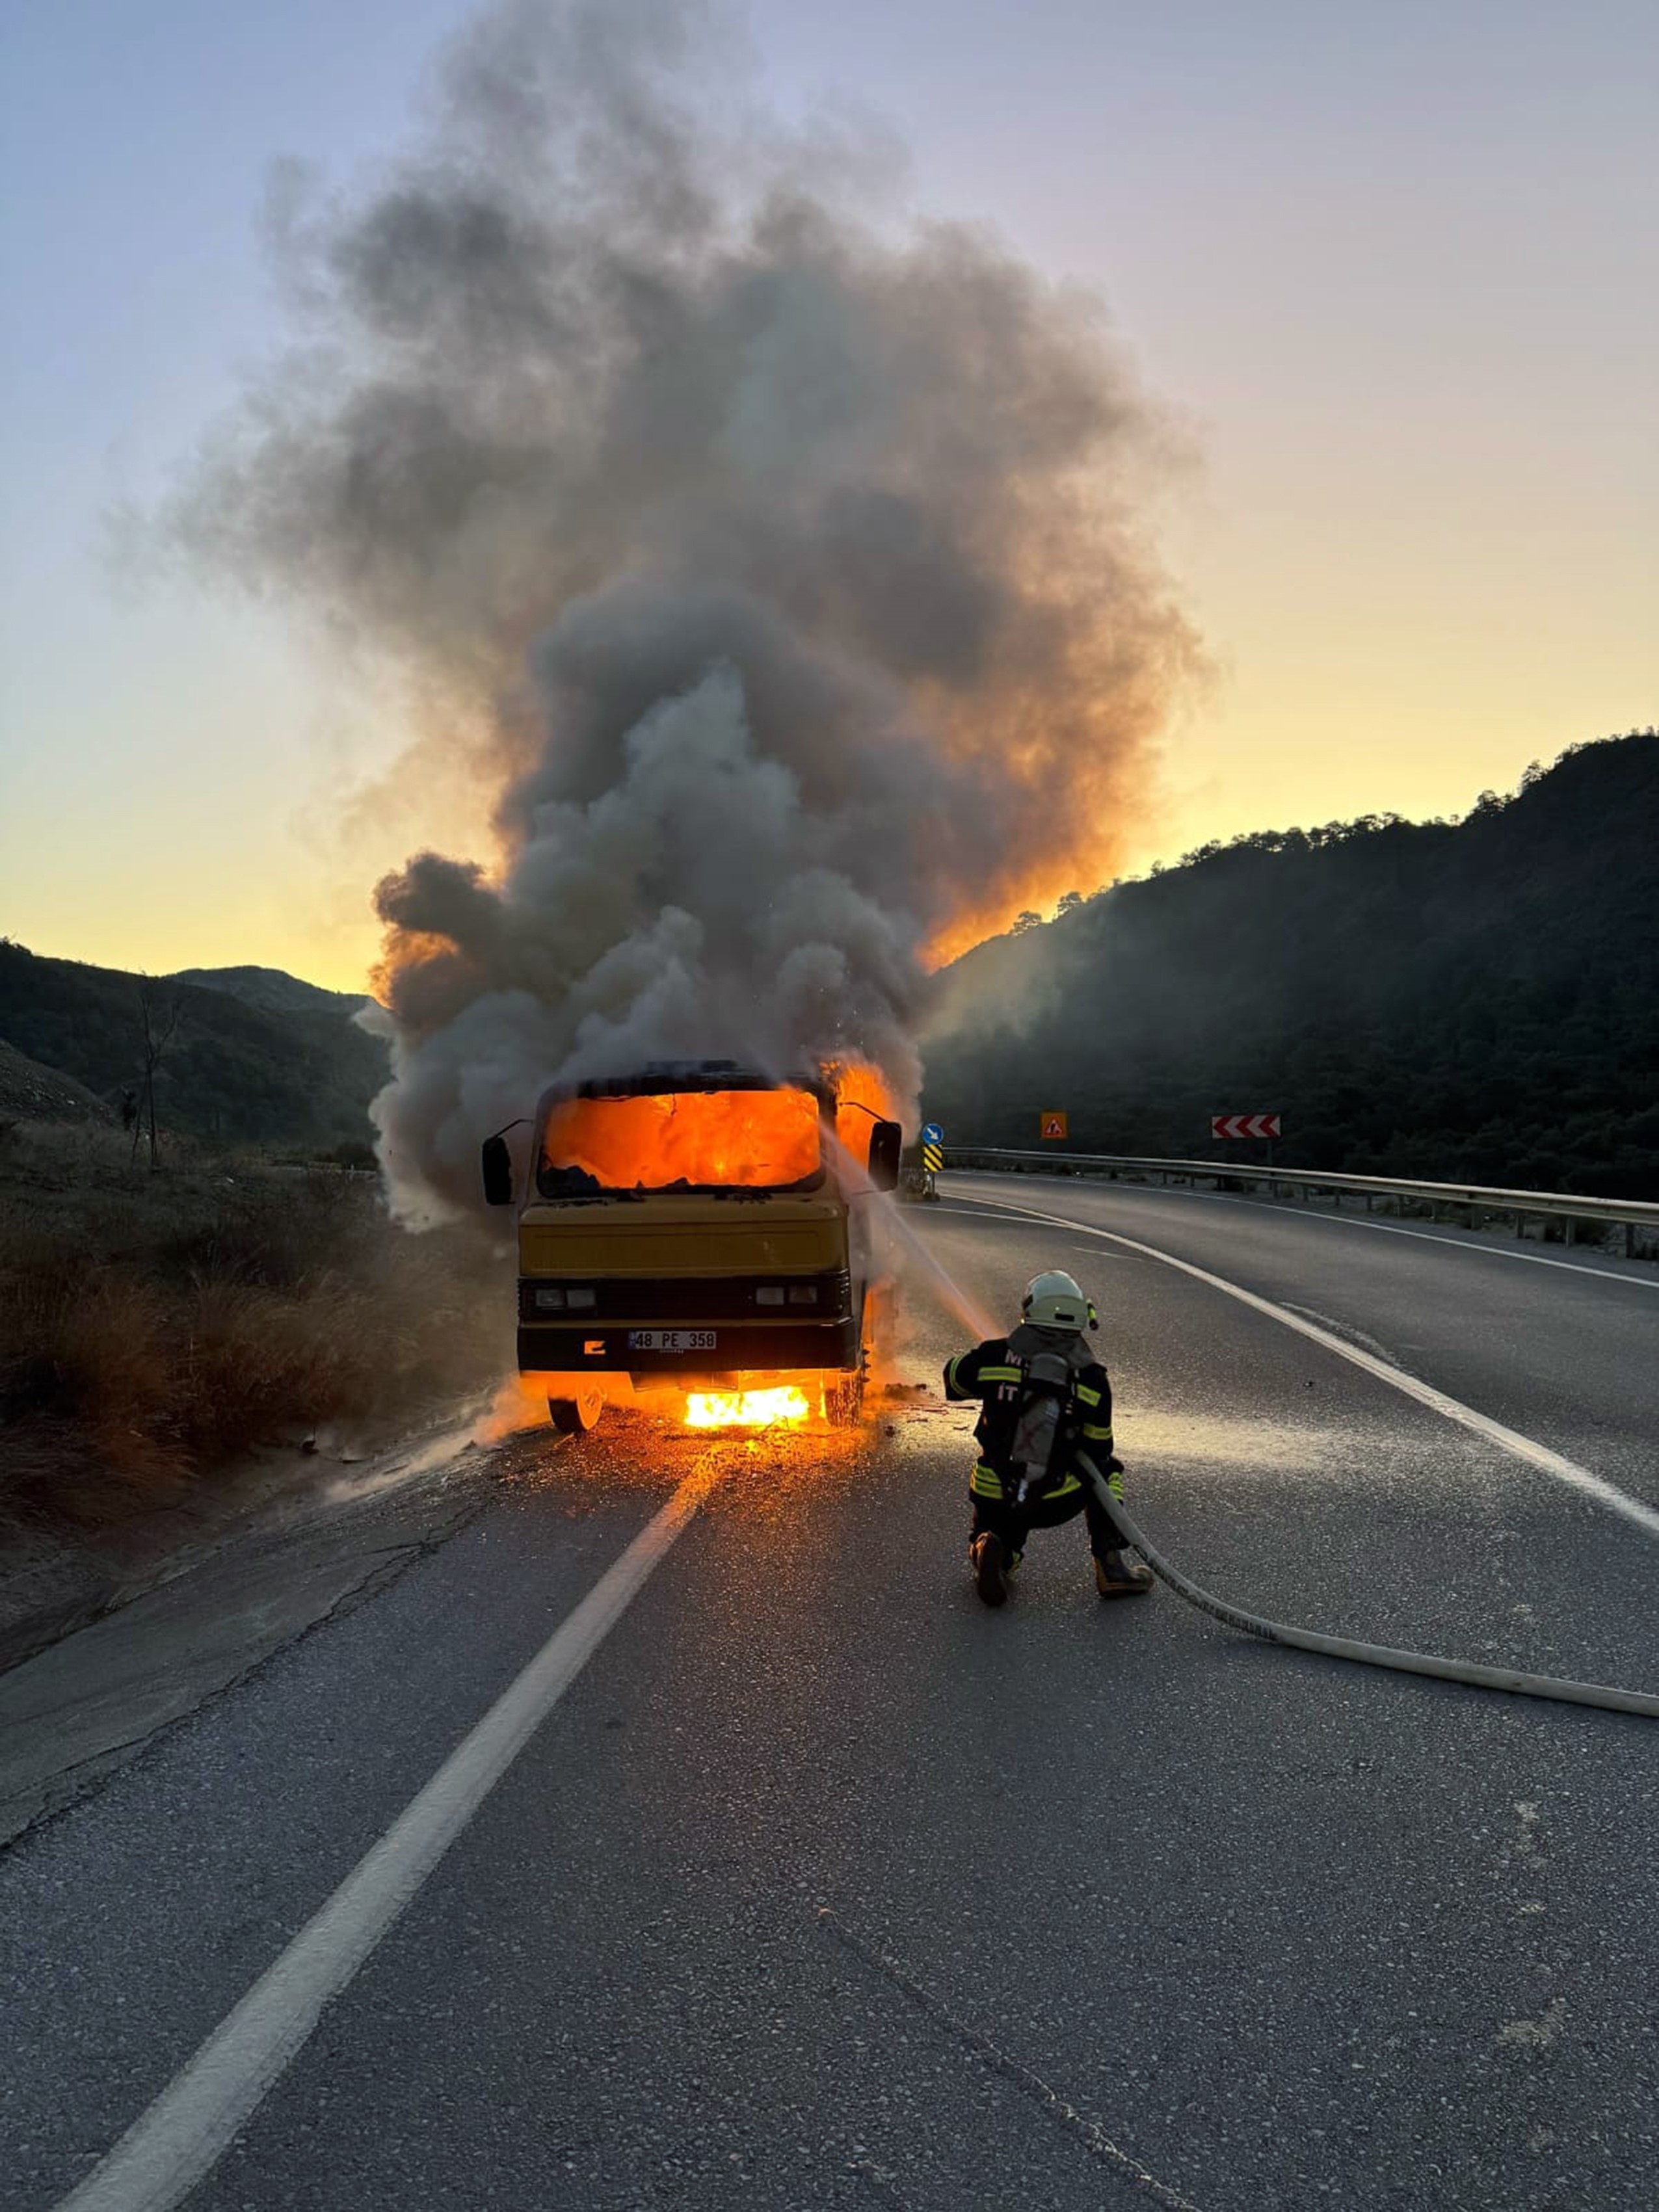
[969,1479,1117,1566]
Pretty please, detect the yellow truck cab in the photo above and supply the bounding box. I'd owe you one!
[481,1059,902,1434]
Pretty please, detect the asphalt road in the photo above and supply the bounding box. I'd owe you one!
[3,1173,1656,2211]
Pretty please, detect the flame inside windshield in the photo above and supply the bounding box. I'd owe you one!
[538,1086,823,1196]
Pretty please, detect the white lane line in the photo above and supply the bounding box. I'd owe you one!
[53,1469,716,2212]
[1130,1181,1659,1286]
[948,1193,1659,1542]
[960,1176,1659,1289]
[1234,1204,1659,1286]
[929,1203,1052,1224]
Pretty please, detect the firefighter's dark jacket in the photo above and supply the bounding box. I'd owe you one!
[943,1323,1116,1505]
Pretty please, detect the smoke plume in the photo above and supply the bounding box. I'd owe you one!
[177,0,1198,1223]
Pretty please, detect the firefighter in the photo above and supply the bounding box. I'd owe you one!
[944,1270,1154,1607]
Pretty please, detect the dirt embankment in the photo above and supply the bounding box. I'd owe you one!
[0,1124,514,1661]
[0,1041,114,1127]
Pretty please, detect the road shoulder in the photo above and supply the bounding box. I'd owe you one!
[0,1427,501,1845]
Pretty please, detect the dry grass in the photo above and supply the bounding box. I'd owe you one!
[0,1123,512,1531]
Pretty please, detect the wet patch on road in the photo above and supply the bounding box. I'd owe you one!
[0,1393,911,1849]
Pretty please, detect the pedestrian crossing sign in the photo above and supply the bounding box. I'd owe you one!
[1041,1112,1068,1140]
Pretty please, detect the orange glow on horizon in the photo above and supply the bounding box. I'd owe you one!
[922,885,1080,969]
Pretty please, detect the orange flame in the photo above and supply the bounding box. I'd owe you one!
[684,1385,812,1429]
[827,1057,901,1168]
[542,1086,821,1191]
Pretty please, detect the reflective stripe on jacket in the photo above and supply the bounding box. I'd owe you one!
[944,1326,1114,1501]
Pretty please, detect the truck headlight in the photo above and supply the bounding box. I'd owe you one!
[566,1287,598,1310]
[533,1286,566,1310]
[755,1285,786,1306]
[787,1284,818,1304]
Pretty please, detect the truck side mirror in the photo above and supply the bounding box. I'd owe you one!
[868,1120,903,1193]
[481,1134,515,1207]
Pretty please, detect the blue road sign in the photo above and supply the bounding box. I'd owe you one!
[921,1122,944,1145]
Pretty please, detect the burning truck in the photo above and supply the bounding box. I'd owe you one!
[481,1060,903,1434]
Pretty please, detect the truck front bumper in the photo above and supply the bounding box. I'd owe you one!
[518,1318,859,1375]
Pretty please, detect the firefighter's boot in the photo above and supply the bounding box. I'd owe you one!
[971,1532,1011,1608]
[1094,1548,1153,1598]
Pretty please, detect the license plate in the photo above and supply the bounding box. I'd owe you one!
[628,1329,717,1353]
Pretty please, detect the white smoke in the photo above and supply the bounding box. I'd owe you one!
[174,0,1199,1223]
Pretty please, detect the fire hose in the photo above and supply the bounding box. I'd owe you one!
[1075,1453,1659,1720]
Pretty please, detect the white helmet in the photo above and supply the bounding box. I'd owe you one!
[1021,1269,1089,1330]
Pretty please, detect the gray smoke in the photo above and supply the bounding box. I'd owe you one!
[176,0,1198,1224]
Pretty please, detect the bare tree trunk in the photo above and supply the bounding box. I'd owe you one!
[136,980,182,1172]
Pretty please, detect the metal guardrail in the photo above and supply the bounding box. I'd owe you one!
[940,1149,1659,1262]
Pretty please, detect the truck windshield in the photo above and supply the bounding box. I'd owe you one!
[537,1087,825,1198]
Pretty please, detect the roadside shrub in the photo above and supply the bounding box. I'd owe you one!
[0,1126,511,1529]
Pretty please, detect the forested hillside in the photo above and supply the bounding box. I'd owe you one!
[0,944,388,1150]
[922,733,1659,1198]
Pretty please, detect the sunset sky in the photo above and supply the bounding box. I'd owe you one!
[1,0,1654,991]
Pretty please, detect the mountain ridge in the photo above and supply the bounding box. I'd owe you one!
[922,731,1659,1198]
[0,943,388,1149]
[168,964,372,1020]
[6,731,1654,1185]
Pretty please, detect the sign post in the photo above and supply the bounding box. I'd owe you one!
[1041,1112,1069,1142]
[920,1121,944,1198]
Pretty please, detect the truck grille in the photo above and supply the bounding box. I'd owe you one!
[517,1269,851,1324]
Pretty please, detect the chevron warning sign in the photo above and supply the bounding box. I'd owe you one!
[922,1141,943,1174]
[1210,1113,1282,1140]
[1041,1112,1069,1140]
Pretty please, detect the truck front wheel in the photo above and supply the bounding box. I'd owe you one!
[548,1386,605,1436]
